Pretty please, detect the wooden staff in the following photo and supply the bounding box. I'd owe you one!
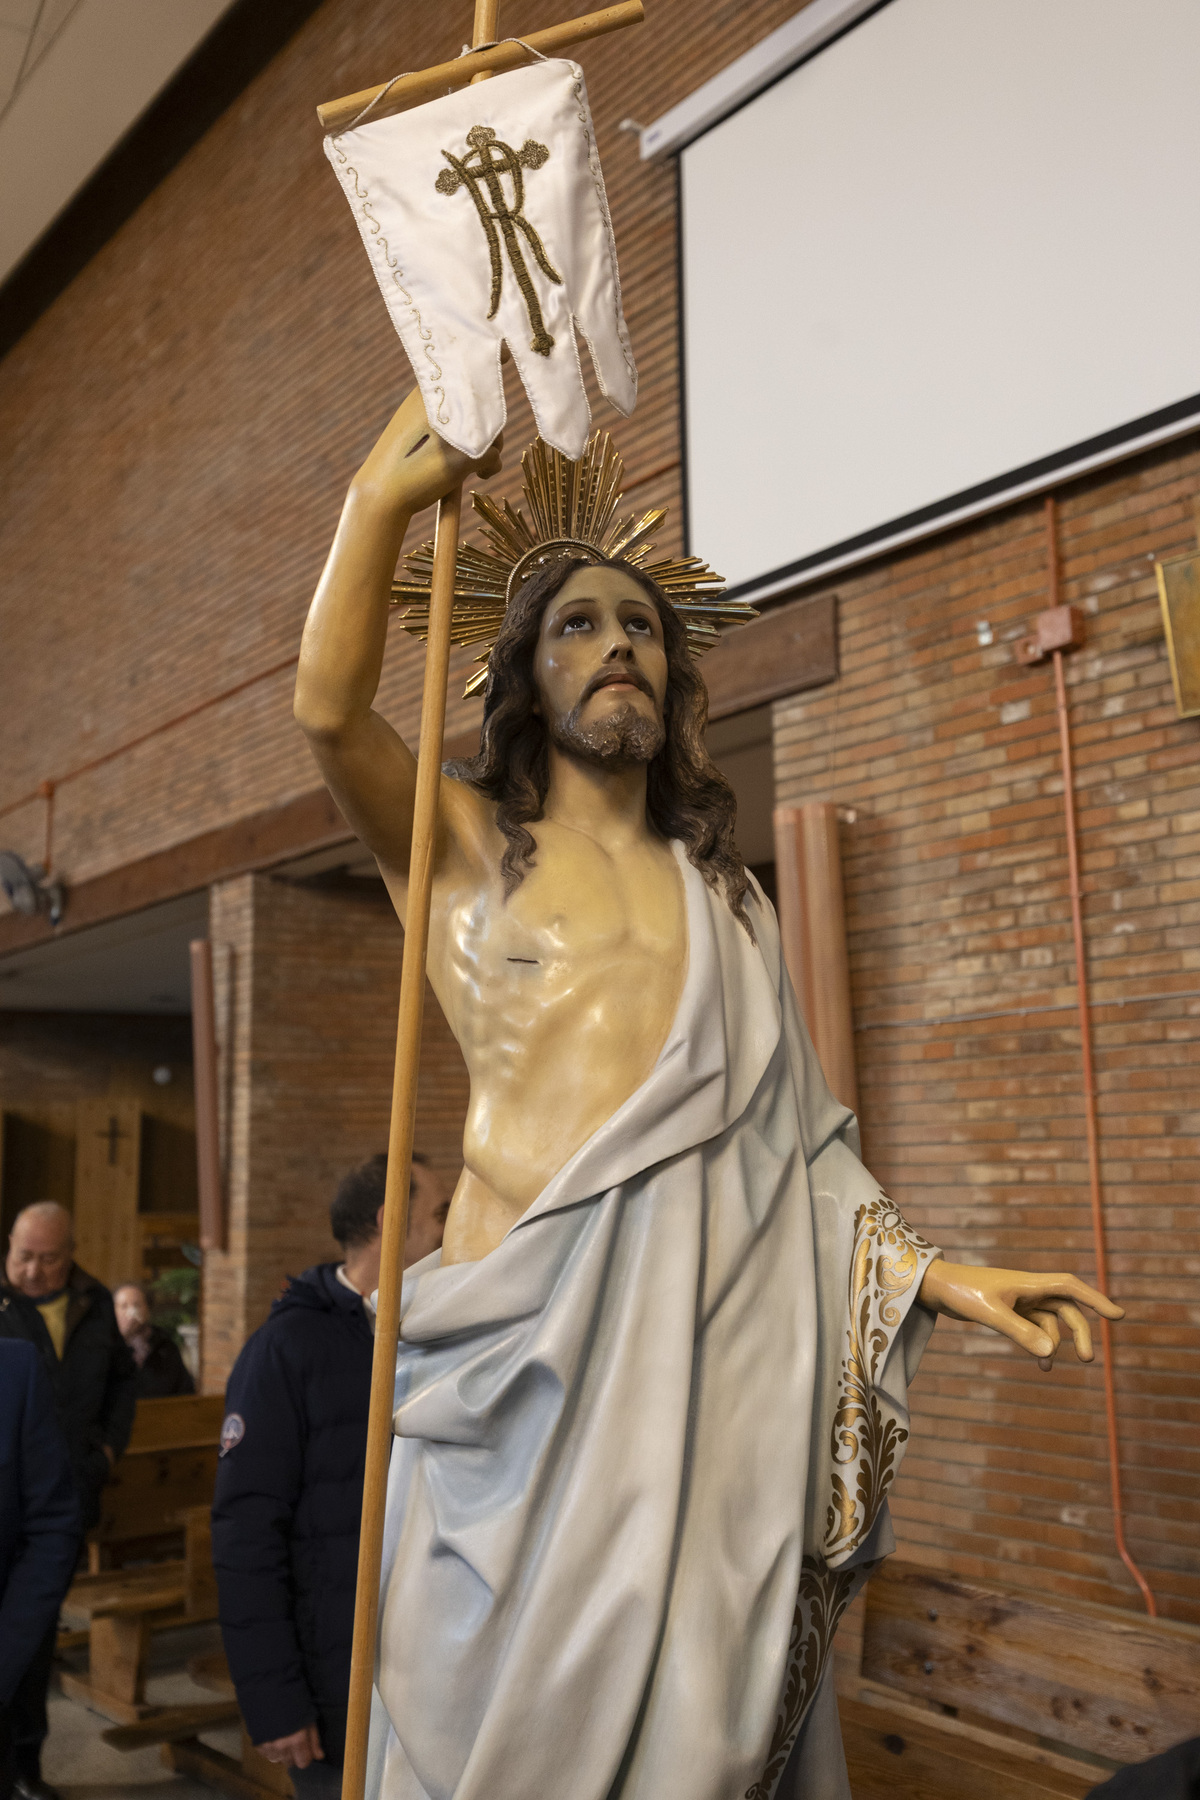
[327,2,645,1790]
[316,1,643,134]
[337,488,460,1800]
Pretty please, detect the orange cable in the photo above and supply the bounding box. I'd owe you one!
[1045,496,1156,1616]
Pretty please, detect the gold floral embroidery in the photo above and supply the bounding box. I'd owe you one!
[824,1196,933,1558]
[436,126,562,355]
[745,1557,865,1800]
[329,137,449,425]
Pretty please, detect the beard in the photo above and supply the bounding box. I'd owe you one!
[548,694,665,768]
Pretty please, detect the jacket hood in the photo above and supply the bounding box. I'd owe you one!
[270,1262,362,1320]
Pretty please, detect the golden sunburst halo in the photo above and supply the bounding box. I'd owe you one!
[391,434,758,697]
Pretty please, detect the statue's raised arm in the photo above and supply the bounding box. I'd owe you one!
[293,389,501,886]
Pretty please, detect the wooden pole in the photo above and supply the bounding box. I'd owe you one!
[340,8,499,1784]
[340,487,461,1800]
[188,938,225,1253]
[316,0,643,133]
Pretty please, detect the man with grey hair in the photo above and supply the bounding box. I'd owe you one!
[0,1201,135,1800]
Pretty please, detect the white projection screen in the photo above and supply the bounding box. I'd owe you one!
[679,0,1200,596]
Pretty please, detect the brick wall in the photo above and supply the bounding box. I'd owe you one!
[201,872,468,1389]
[0,0,795,889]
[774,442,1200,1622]
[1,0,1197,1620]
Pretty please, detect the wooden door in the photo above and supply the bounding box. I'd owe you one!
[74,1101,141,1290]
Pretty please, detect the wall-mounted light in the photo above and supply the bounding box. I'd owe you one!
[0,851,63,925]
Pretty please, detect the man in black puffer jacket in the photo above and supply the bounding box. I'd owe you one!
[211,1152,448,1795]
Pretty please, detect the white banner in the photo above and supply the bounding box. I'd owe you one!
[325,58,637,461]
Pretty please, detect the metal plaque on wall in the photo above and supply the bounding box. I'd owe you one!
[1156,551,1200,719]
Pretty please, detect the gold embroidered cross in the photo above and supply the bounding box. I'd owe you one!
[435,125,563,356]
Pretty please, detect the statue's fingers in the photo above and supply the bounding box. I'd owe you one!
[1052,1301,1094,1362]
[984,1304,1055,1361]
[1012,1270,1124,1320]
[1046,1271,1122,1318]
[1026,1308,1060,1372]
[1087,1286,1124,1320]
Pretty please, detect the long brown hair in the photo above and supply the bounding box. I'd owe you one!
[445,556,755,934]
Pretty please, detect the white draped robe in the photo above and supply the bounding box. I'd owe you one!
[369,848,939,1800]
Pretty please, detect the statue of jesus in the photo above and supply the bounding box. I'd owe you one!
[295,390,1121,1800]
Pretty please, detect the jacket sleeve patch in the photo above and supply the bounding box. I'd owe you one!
[219,1412,245,1457]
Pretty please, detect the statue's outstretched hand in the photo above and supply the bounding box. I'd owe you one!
[918,1259,1124,1371]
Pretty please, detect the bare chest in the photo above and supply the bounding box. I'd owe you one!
[434,832,687,1056]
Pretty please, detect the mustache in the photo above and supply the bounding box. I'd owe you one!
[582,667,656,703]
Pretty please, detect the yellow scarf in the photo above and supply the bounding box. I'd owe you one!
[36,1290,70,1359]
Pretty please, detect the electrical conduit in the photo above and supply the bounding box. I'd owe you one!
[1044,494,1156,1615]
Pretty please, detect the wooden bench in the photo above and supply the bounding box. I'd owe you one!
[841,1560,1200,1797]
[101,1647,296,1799]
[89,1391,224,1569]
[57,1392,223,1655]
[59,1505,218,1721]
[165,1732,296,1799]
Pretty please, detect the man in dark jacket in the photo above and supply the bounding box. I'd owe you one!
[0,1200,136,1800]
[211,1153,447,1795]
[113,1284,195,1398]
[0,1341,81,1800]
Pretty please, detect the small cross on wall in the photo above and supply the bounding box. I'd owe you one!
[97,1114,128,1167]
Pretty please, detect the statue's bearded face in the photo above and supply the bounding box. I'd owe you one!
[532,564,668,767]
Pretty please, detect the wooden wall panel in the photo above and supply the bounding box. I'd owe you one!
[0,1107,76,1237]
[703,594,838,721]
[0,1014,198,1268]
[74,1100,141,1290]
